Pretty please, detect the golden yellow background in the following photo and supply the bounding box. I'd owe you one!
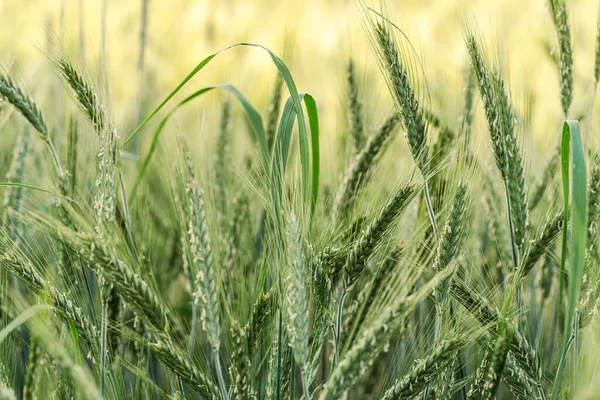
[1,0,599,163]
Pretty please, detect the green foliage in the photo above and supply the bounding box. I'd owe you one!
[0,4,599,400]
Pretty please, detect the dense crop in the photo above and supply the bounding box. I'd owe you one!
[1,1,600,399]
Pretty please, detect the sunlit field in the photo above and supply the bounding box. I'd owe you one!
[1,0,600,399]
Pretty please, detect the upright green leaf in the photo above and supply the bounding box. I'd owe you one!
[552,120,588,399]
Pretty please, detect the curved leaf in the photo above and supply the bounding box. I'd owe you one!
[125,43,319,214]
[128,84,268,202]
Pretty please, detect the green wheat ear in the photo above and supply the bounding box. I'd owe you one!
[382,337,468,400]
[22,339,41,400]
[548,0,573,116]
[284,213,311,398]
[228,320,253,399]
[466,32,529,258]
[364,11,439,239]
[346,58,366,154]
[343,183,416,288]
[0,74,48,137]
[372,21,429,172]
[322,265,456,400]
[57,58,110,134]
[333,112,400,220]
[2,128,31,236]
[181,144,221,352]
[215,100,232,218]
[266,72,284,152]
[595,9,600,85]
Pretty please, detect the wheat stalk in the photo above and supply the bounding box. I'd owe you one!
[182,147,221,353]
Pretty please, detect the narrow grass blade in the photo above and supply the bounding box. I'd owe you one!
[271,93,320,219]
[0,305,54,344]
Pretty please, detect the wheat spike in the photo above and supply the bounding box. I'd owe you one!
[22,339,42,400]
[266,73,284,152]
[492,72,528,250]
[2,128,30,241]
[248,289,274,356]
[182,147,221,352]
[343,184,415,288]
[333,112,401,219]
[382,337,467,400]
[284,213,311,396]
[149,336,220,398]
[215,100,232,216]
[57,59,109,134]
[373,21,429,172]
[0,74,48,137]
[548,0,573,115]
[347,58,366,154]
[322,267,455,399]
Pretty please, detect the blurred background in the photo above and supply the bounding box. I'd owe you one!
[1,0,599,182]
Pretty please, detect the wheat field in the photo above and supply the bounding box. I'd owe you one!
[0,0,599,399]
